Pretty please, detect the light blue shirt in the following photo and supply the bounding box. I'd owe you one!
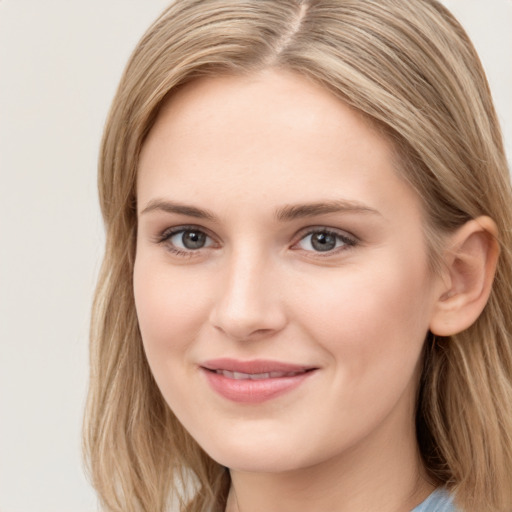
[412,488,458,512]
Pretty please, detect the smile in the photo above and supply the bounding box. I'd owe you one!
[212,370,306,380]
[200,359,317,403]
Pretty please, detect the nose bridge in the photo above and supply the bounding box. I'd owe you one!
[210,243,285,340]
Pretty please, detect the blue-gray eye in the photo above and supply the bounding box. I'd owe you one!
[298,230,354,252]
[170,229,211,250]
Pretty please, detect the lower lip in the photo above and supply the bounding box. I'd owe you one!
[202,369,314,404]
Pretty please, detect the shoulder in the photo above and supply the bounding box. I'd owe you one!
[412,488,460,512]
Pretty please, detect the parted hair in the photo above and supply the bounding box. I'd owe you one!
[83,1,512,511]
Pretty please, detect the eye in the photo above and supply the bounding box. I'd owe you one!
[171,229,210,250]
[295,229,357,253]
[159,227,215,254]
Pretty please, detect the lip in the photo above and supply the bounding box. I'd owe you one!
[200,358,317,404]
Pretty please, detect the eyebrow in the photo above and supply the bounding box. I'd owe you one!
[274,200,380,221]
[140,199,217,220]
[140,198,380,221]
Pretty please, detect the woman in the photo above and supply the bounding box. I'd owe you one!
[83,1,512,511]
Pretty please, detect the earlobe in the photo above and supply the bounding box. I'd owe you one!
[429,216,499,337]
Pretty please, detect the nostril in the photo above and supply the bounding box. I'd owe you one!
[212,323,280,342]
[208,265,288,339]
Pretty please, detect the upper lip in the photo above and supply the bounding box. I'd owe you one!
[201,358,316,374]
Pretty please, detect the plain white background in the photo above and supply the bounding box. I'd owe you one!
[0,1,510,511]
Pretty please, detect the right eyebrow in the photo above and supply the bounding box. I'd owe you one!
[139,199,217,221]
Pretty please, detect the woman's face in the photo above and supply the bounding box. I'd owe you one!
[134,69,444,473]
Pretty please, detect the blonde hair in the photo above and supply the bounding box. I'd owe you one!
[83,1,512,511]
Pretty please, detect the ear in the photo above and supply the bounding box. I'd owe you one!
[429,216,499,336]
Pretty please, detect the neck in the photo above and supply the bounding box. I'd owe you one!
[225,401,434,512]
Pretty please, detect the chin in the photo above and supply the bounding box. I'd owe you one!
[210,449,304,474]
[193,427,319,474]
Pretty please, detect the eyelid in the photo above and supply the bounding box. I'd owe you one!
[152,224,358,257]
[155,224,218,254]
[291,226,359,253]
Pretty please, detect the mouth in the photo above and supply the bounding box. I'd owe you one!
[209,369,309,380]
[200,358,317,403]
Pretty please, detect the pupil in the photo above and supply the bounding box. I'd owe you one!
[182,231,206,249]
[311,232,336,252]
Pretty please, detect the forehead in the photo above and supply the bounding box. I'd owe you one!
[137,69,421,224]
[142,69,386,168]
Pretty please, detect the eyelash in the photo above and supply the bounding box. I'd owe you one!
[293,228,358,256]
[155,225,358,258]
[155,225,215,258]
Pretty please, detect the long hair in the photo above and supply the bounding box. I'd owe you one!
[83,1,512,511]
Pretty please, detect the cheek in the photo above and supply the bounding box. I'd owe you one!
[294,254,434,387]
[133,257,211,366]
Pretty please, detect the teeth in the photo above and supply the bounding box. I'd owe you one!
[215,370,302,380]
[249,372,271,380]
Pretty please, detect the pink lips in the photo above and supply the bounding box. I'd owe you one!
[200,358,316,403]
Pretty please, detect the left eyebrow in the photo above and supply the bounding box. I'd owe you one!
[275,200,381,221]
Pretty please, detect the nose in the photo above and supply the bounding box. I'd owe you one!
[209,249,287,341]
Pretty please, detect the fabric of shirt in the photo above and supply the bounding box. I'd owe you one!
[412,488,459,512]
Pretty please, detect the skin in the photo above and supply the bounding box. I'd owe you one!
[134,69,450,512]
